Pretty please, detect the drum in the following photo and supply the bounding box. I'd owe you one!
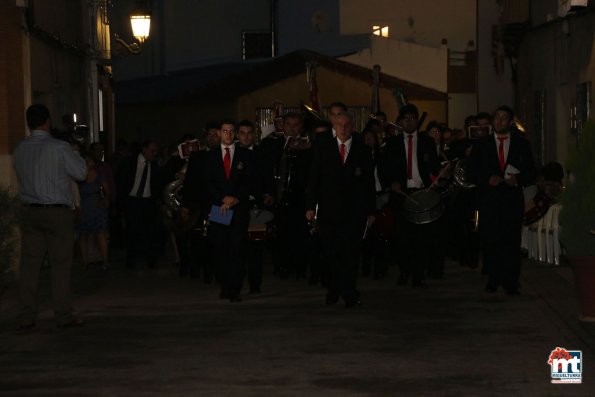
[402,189,444,224]
[523,185,552,225]
[247,208,275,241]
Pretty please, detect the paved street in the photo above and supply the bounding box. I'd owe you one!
[1,253,594,396]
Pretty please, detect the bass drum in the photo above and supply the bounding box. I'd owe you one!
[247,208,275,241]
[402,189,444,224]
[523,185,552,225]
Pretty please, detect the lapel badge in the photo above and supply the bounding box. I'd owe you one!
[354,167,362,176]
[236,161,244,170]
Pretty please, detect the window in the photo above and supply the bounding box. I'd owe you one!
[372,25,389,38]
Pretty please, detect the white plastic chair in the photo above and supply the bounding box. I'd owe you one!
[527,216,542,260]
[536,213,548,262]
[548,204,562,266]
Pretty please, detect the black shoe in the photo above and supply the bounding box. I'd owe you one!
[279,268,290,279]
[219,290,229,300]
[57,318,85,328]
[412,280,428,289]
[229,296,243,303]
[505,288,521,296]
[17,322,35,332]
[373,273,385,280]
[397,274,408,286]
[485,281,498,293]
[345,299,361,308]
[203,274,213,284]
[249,287,261,294]
[326,293,339,306]
[147,260,156,269]
[344,291,362,308]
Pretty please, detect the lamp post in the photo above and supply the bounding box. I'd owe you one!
[114,3,151,54]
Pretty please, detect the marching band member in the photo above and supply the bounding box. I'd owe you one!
[203,120,254,302]
[383,104,440,288]
[306,112,376,307]
[467,106,536,295]
[258,113,312,279]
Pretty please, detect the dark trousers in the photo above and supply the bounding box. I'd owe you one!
[361,227,390,278]
[392,193,443,283]
[18,207,75,326]
[309,234,329,287]
[175,230,199,278]
[480,187,524,291]
[321,228,362,303]
[209,219,247,297]
[244,241,263,292]
[451,188,481,268]
[275,206,310,278]
[124,197,159,267]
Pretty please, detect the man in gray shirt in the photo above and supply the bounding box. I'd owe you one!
[13,104,87,330]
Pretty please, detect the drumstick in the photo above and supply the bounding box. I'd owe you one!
[395,189,421,205]
[425,163,452,192]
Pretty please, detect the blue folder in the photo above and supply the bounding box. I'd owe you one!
[209,205,233,225]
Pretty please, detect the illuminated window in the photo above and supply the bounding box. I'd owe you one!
[372,25,389,37]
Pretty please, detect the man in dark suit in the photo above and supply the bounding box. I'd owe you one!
[203,120,254,302]
[116,140,162,269]
[258,113,312,279]
[178,123,222,283]
[467,106,536,295]
[383,104,441,287]
[306,112,376,307]
[237,119,270,293]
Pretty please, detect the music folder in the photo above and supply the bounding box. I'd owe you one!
[209,205,233,226]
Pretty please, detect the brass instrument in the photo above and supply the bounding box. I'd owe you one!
[275,135,311,207]
[162,162,201,234]
[163,163,187,217]
[309,203,319,235]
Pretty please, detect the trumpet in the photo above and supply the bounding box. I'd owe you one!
[369,114,402,136]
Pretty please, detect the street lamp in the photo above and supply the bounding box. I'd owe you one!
[114,4,151,54]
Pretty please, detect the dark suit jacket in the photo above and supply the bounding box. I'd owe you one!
[467,133,536,189]
[382,132,440,190]
[467,133,536,219]
[116,154,162,205]
[306,138,376,238]
[180,150,208,214]
[203,144,254,223]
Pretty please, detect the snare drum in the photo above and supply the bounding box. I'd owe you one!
[402,189,444,224]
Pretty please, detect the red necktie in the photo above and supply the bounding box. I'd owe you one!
[407,134,413,179]
[340,143,346,164]
[224,147,231,179]
[497,137,507,172]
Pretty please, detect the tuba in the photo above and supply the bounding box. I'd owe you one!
[162,163,201,234]
[163,163,187,217]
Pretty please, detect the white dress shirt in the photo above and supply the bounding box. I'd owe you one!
[404,131,424,189]
[129,153,152,198]
[221,143,235,163]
